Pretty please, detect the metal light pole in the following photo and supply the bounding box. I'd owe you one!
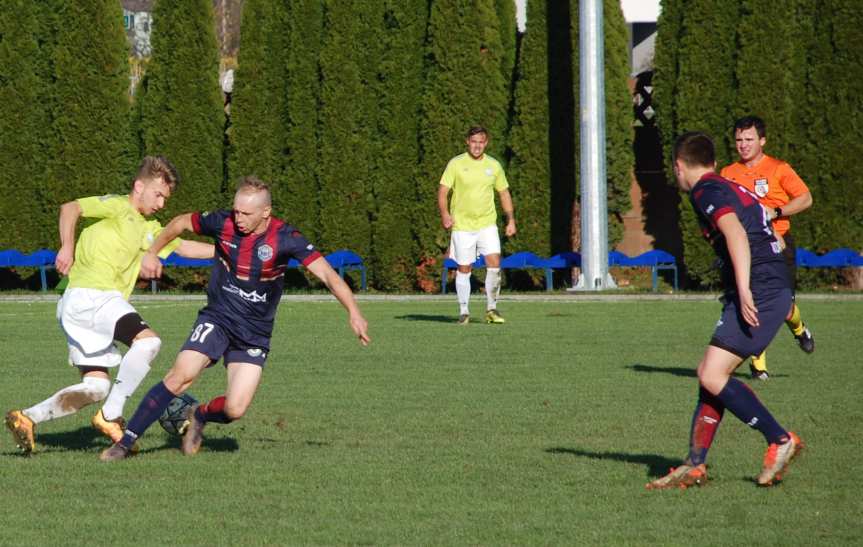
[572,0,615,291]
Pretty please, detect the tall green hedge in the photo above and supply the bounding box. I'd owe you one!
[505,0,553,258]
[50,1,133,214]
[366,2,427,290]
[140,0,224,217]
[733,0,811,160]
[416,0,510,283]
[794,0,863,252]
[0,0,53,250]
[654,0,741,287]
[228,0,290,191]
[316,1,376,262]
[281,0,323,241]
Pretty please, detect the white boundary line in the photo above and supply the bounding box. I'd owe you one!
[1,292,861,304]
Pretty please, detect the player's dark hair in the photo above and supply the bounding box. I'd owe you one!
[673,131,716,168]
[466,126,489,139]
[236,175,272,205]
[135,155,179,190]
[733,115,766,139]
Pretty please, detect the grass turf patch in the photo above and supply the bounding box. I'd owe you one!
[0,298,859,544]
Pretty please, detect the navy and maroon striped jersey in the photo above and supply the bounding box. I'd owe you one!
[689,173,789,293]
[191,210,322,345]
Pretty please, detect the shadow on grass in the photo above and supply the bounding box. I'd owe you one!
[626,363,761,379]
[546,446,681,479]
[394,314,455,323]
[27,426,239,456]
[143,435,240,455]
[35,426,105,451]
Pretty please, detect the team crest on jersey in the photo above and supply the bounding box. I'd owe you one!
[485,168,494,177]
[257,244,273,261]
[754,178,769,198]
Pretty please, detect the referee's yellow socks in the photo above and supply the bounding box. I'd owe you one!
[751,351,767,373]
[786,303,805,336]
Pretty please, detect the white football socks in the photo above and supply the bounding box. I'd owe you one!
[485,268,501,311]
[455,271,471,315]
[101,336,161,421]
[24,376,111,424]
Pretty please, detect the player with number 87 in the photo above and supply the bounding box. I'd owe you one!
[100,176,370,461]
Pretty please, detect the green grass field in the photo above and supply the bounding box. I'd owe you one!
[0,296,860,545]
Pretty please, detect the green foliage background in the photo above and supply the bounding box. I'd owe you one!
[9,1,857,291]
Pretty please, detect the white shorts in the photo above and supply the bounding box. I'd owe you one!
[449,225,501,266]
[57,287,135,368]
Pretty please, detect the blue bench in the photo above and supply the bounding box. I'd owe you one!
[609,249,678,291]
[440,249,678,292]
[797,248,863,268]
[0,248,57,291]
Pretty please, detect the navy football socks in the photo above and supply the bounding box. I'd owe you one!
[716,378,787,444]
[119,381,176,449]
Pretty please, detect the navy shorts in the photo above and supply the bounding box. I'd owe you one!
[180,314,270,368]
[710,287,792,358]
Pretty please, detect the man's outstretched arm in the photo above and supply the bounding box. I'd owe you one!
[306,257,370,346]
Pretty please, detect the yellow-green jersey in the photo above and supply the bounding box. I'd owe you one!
[68,195,181,299]
[440,152,509,231]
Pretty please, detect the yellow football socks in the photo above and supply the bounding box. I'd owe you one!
[786,303,805,336]
[751,351,767,373]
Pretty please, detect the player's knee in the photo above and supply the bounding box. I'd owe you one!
[82,376,112,402]
[131,336,162,362]
[223,402,249,422]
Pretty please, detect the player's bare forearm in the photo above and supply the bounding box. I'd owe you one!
[307,257,371,345]
[141,213,196,278]
[151,213,195,256]
[438,184,453,229]
[56,201,82,275]
[498,189,516,237]
[175,240,214,259]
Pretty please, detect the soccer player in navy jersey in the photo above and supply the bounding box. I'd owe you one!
[100,176,370,461]
[646,132,803,489]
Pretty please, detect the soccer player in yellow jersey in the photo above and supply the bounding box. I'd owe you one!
[4,156,213,454]
[438,126,516,324]
[721,116,815,380]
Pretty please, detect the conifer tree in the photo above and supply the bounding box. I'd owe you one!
[282,0,324,240]
[367,2,427,290]
[140,0,224,217]
[416,0,509,282]
[316,1,377,263]
[0,1,54,249]
[656,0,741,286]
[497,0,518,97]
[795,0,863,252]
[229,0,290,192]
[733,0,812,160]
[50,1,133,208]
[506,0,553,258]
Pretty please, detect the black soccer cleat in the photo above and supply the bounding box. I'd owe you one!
[795,326,815,354]
[749,363,769,381]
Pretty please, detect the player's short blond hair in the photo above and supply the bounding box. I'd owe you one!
[134,156,179,190]
[236,175,272,206]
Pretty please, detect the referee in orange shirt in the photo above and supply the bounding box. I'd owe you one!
[720,115,815,380]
